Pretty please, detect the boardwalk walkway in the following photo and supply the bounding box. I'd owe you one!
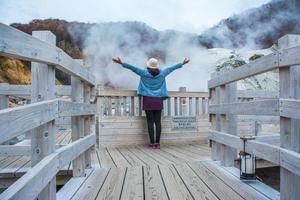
[0,129,279,199]
[57,138,278,200]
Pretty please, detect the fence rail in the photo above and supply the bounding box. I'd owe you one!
[0,24,96,200]
[96,88,211,146]
[0,23,95,85]
[208,34,300,199]
[97,88,210,117]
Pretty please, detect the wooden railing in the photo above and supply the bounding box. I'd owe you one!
[97,87,209,117]
[0,23,96,199]
[96,88,211,147]
[208,34,300,199]
[95,87,278,147]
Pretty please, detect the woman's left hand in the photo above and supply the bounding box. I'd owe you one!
[182,58,190,65]
[112,57,123,65]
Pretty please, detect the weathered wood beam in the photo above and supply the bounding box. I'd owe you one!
[58,100,96,117]
[0,99,96,143]
[0,134,95,200]
[237,90,279,99]
[223,82,237,167]
[30,30,57,200]
[0,100,58,143]
[0,23,95,85]
[0,84,71,96]
[208,99,279,116]
[278,35,300,200]
[208,53,279,88]
[83,83,92,168]
[209,130,280,164]
[0,144,65,156]
[71,76,85,177]
[280,148,300,177]
[209,129,300,178]
[97,88,209,98]
[279,99,300,119]
[208,45,300,88]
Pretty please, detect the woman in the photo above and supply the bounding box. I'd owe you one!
[112,57,190,149]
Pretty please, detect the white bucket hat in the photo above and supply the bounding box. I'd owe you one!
[146,58,159,69]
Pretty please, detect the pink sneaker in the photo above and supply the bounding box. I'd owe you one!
[154,143,160,149]
[147,144,155,149]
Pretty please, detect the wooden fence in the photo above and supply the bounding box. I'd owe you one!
[0,83,279,148]
[0,24,96,199]
[208,34,300,199]
[96,88,211,146]
[95,87,279,147]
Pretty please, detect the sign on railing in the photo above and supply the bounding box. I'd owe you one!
[171,116,198,131]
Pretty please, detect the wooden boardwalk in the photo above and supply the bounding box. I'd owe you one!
[2,24,298,199]
[0,130,279,199]
[0,129,72,179]
[58,142,279,200]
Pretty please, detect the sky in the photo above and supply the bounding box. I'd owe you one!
[0,0,272,33]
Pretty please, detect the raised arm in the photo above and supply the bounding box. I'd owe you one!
[112,57,146,76]
[161,58,190,76]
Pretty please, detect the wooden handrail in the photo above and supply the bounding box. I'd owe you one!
[208,34,300,199]
[208,99,279,115]
[208,53,279,88]
[0,99,96,143]
[0,84,279,100]
[208,45,300,88]
[0,23,95,85]
[0,99,58,143]
[97,88,209,98]
[0,26,96,199]
[209,130,300,177]
[0,134,95,200]
[0,84,71,96]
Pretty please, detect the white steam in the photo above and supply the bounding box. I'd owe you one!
[83,22,222,91]
[81,0,298,92]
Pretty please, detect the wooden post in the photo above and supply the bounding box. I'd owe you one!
[210,88,218,160]
[84,84,92,168]
[0,95,8,109]
[195,97,200,116]
[223,82,237,166]
[254,121,261,136]
[130,96,135,116]
[122,96,126,116]
[71,76,85,177]
[31,31,56,200]
[108,97,112,116]
[96,86,103,148]
[216,86,226,162]
[0,83,9,109]
[115,97,120,116]
[138,96,142,116]
[189,97,193,116]
[278,34,300,199]
[202,98,207,116]
[167,98,171,116]
[174,97,178,116]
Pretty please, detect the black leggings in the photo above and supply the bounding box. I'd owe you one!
[145,110,162,144]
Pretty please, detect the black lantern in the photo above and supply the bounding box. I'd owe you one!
[239,136,256,180]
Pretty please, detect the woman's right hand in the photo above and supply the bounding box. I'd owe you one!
[182,58,190,65]
[112,57,123,65]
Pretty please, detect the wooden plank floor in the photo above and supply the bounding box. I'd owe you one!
[59,143,279,200]
[0,129,279,199]
[0,128,72,178]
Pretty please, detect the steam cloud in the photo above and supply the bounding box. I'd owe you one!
[200,0,300,49]
[80,0,299,91]
[83,22,222,91]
